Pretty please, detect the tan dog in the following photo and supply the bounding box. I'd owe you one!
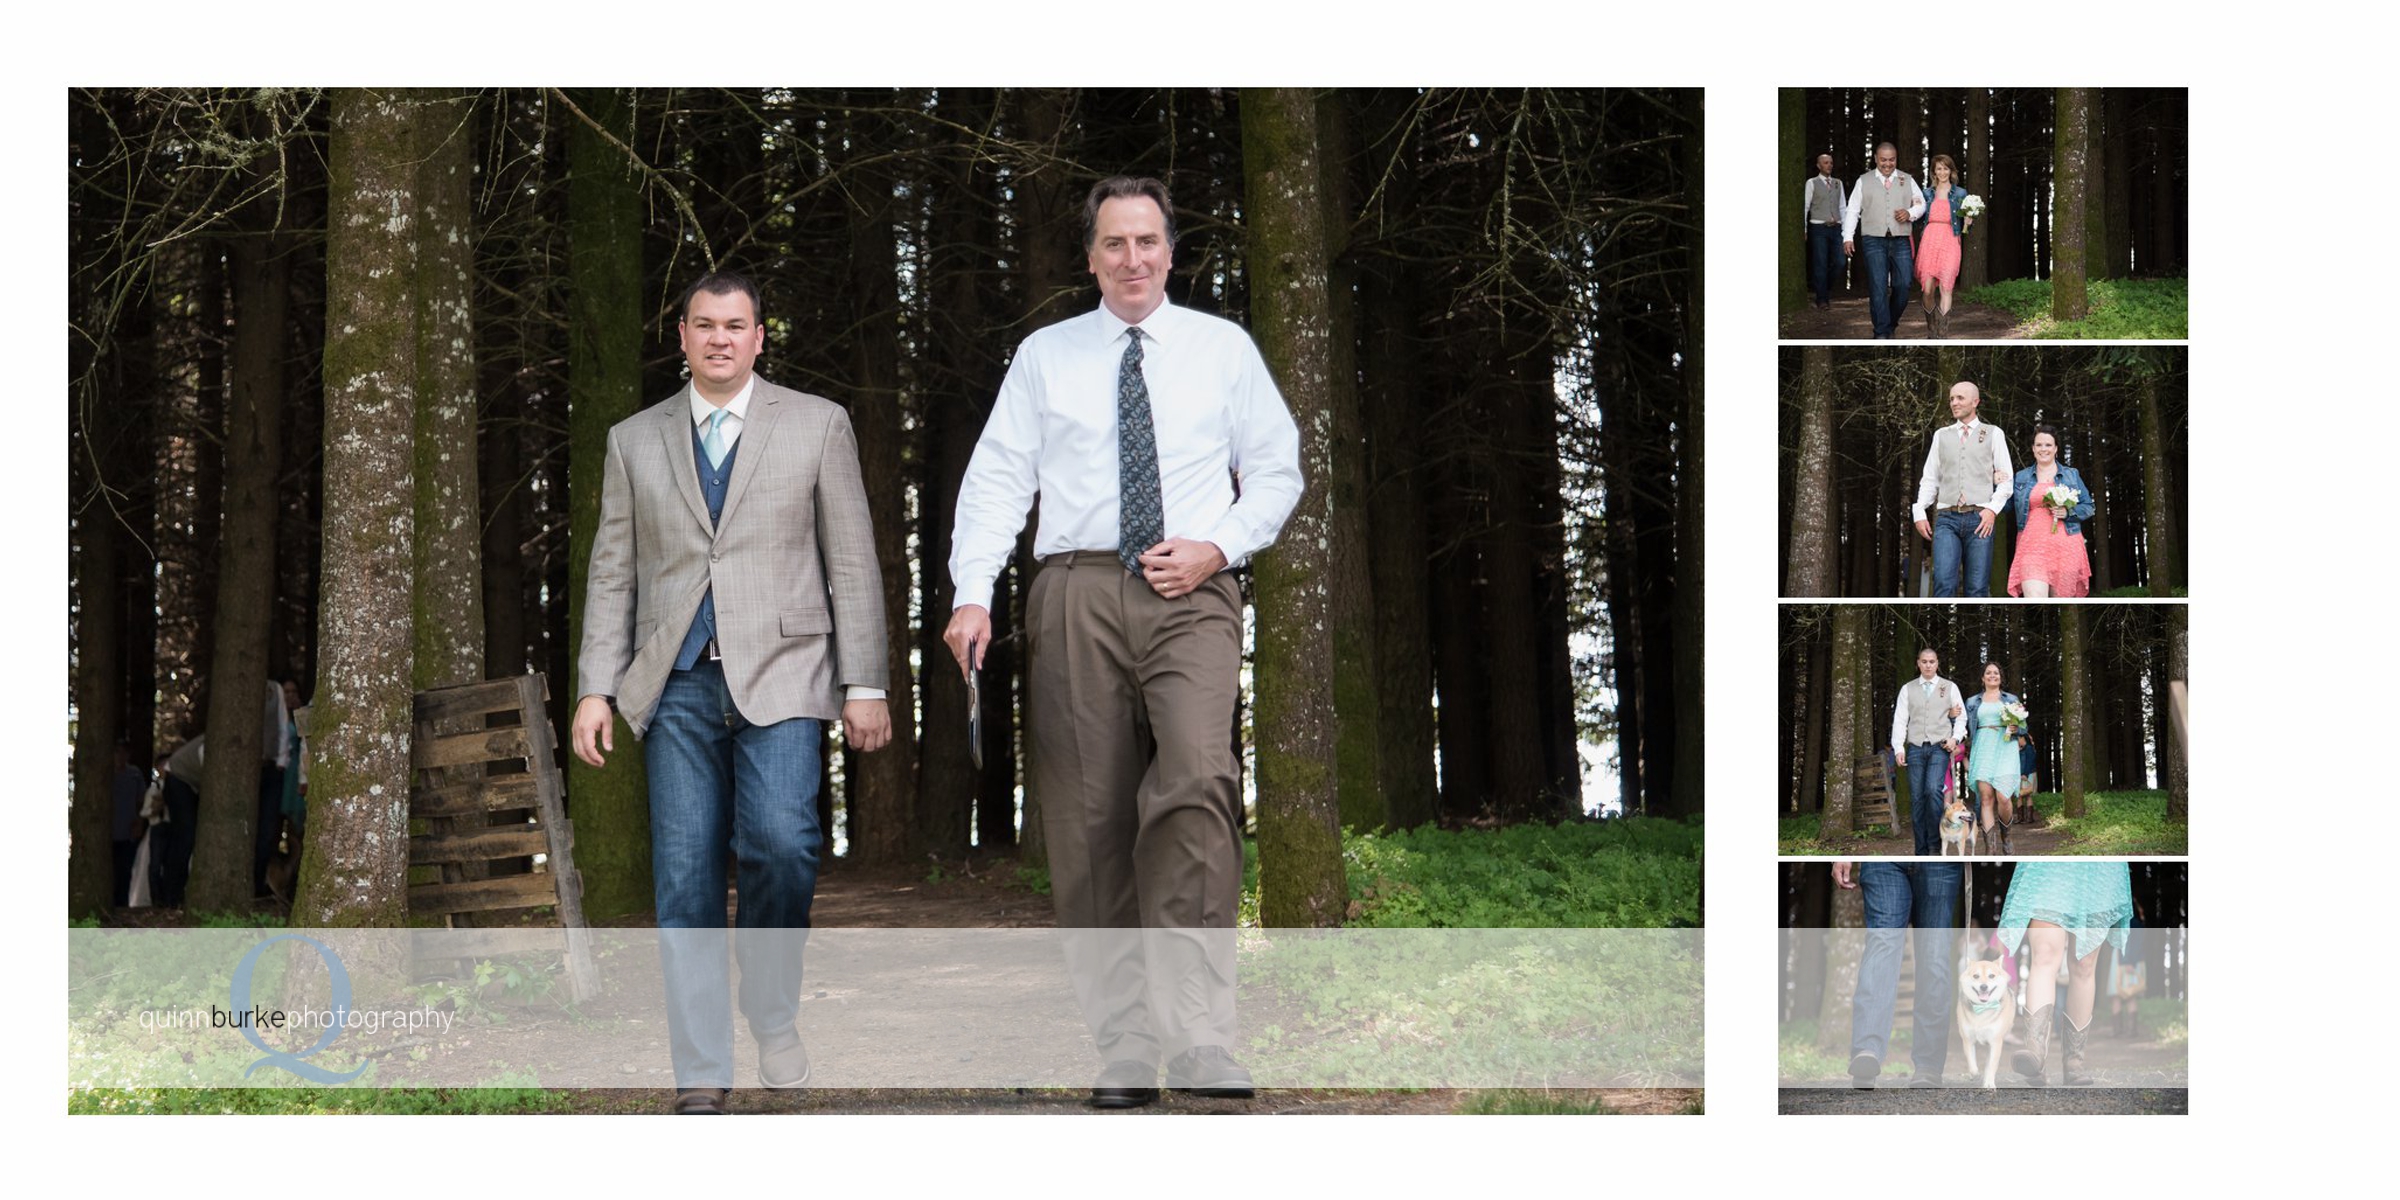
[1938,796,1977,856]
[1955,957,2015,1089]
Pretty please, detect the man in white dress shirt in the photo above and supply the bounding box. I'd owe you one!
[1842,142,1926,338]
[942,176,1302,1108]
[1911,380,2014,597]
[1889,647,1967,856]
[1803,152,1847,309]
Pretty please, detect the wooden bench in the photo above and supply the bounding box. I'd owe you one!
[406,674,597,1001]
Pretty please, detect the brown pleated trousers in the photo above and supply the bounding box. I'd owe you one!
[1027,551,1243,1064]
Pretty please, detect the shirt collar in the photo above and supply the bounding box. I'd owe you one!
[691,375,757,428]
[1098,296,1175,347]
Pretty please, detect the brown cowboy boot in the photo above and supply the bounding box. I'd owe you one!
[2013,1004,2053,1085]
[2062,1014,2095,1085]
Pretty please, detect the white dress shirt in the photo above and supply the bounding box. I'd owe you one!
[1841,168,1927,239]
[1891,676,1968,758]
[949,298,1304,611]
[692,374,884,702]
[1913,417,2016,518]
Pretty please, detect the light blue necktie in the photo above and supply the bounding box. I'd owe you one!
[704,409,730,470]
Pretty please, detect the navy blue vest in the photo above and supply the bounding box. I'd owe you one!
[673,418,738,670]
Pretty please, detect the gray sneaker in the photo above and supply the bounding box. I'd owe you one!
[1849,1052,1881,1089]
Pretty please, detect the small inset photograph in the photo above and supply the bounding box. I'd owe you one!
[1779,345,2187,599]
[1778,604,2187,857]
[1777,88,2187,341]
[1778,860,2186,1113]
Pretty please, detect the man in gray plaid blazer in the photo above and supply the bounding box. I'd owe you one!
[572,271,890,1113]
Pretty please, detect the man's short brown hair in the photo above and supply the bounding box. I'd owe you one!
[1081,176,1177,250]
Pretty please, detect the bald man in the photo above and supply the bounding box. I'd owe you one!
[1842,142,1926,339]
[1912,381,2013,597]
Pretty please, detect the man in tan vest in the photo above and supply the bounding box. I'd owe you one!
[1842,142,1926,338]
[1911,380,2014,596]
[1802,152,1847,309]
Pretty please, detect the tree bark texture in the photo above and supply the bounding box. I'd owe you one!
[295,89,429,927]
[2050,88,2092,321]
[1242,87,1346,928]
[1786,345,1836,597]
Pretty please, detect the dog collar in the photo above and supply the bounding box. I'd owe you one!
[1968,997,2005,1015]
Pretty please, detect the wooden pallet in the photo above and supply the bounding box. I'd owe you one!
[406,674,597,1001]
[1854,752,1897,830]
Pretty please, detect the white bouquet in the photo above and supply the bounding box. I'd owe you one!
[2042,484,2080,532]
[2002,701,2029,735]
[1960,194,1986,219]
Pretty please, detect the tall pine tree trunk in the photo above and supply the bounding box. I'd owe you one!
[841,128,922,865]
[1963,88,1991,291]
[414,92,485,693]
[2050,88,2092,322]
[1243,87,1345,927]
[563,87,652,921]
[1359,253,1438,830]
[192,221,295,912]
[1780,88,1807,313]
[1822,607,1865,836]
[2139,371,2180,595]
[295,89,429,927]
[2166,605,2187,821]
[2057,604,2088,820]
[1670,87,1705,821]
[1786,345,1836,596]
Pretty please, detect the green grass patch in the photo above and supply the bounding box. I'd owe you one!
[1240,819,1703,929]
[71,1073,571,1115]
[1778,812,1894,856]
[1454,1089,1621,1114]
[1963,276,2187,339]
[1781,1018,1915,1082]
[2097,584,2189,598]
[2039,790,2186,855]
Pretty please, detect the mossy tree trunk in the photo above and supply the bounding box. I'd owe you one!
[1815,876,1865,1055]
[295,89,429,927]
[1242,87,1345,927]
[2166,605,2187,822]
[1779,87,1807,313]
[2050,88,2092,322]
[412,91,485,694]
[1822,606,1865,837]
[192,212,296,912]
[2057,604,2088,820]
[2084,96,2110,284]
[564,88,652,921]
[1786,345,1836,597]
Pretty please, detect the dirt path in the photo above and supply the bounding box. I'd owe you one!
[1779,294,2029,341]
[1780,1086,2184,1114]
[1826,815,2079,857]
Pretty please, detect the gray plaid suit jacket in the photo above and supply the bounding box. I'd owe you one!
[575,378,888,736]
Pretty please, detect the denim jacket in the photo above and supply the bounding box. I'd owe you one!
[2012,463,2094,535]
[1916,184,1969,238]
[1962,690,2028,746]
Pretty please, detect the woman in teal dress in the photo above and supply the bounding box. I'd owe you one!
[1961,662,2027,854]
[1999,861,2133,1088]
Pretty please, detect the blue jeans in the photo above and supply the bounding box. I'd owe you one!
[1851,862,1961,1079]
[1807,224,1845,305]
[1929,508,1993,597]
[646,660,824,1088]
[1905,742,1950,856]
[1859,234,1913,336]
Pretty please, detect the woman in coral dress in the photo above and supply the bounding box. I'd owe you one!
[1915,155,1972,338]
[2006,424,2095,598]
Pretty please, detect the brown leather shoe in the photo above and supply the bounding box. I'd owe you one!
[758,1032,811,1088]
[673,1087,729,1114]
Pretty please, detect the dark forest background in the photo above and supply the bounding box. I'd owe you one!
[1779,604,2187,841]
[1777,88,2188,317]
[65,87,1703,923]
[1780,345,2187,599]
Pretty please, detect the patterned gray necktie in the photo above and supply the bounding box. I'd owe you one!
[1116,327,1163,575]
